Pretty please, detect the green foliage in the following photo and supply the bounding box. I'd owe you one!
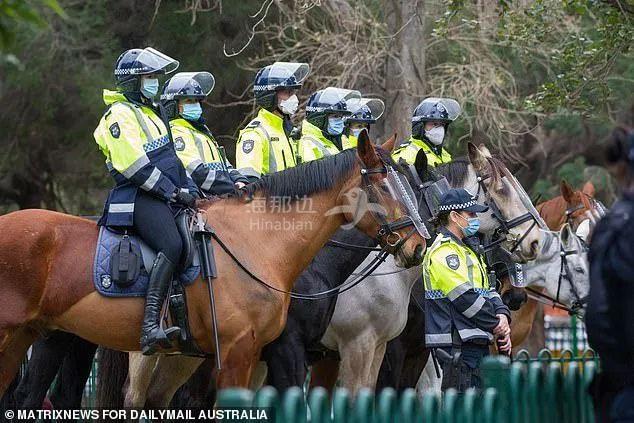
[0,0,66,50]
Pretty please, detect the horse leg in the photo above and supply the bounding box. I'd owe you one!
[0,327,38,397]
[366,342,387,390]
[376,338,406,391]
[123,353,158,408]
[50,336,98,408]
[338,334,376,394]
[145,355,204,408]
[14,332,71,410]
[309,357,339,393]
[261,327,307,390]
[416,354,442,395]
[170,359,216,408]
[215,332,260,389]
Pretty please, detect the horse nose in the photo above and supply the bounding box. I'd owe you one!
[530,240,539,257]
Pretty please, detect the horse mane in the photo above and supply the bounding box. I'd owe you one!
[432,157,470,185]
[231,146,396,201]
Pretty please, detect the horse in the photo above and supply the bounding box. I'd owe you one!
[312,143,544,394]
[0,132,427,398]
[375,165,603,396]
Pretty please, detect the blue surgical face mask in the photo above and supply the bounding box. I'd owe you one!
[181,102,203,121]
[455,213,480,237]
[327,116,345,136]
[140,78,159,99]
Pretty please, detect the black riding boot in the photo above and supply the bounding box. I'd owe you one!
[140,252,181,355]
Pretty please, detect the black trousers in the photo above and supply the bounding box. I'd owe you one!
[133,191,182,265]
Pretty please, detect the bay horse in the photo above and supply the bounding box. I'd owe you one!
[0,133,427,396]
[312,143,545,394]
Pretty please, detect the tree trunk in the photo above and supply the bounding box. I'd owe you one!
[381,0,425,145]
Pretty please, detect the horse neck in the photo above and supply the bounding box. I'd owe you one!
[322,229,376,288]
[205,187,349,291]
[538,196,568,230]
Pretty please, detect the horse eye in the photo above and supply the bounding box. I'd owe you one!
[574,266,584,273]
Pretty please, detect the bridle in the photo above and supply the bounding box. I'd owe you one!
[524,231,588,316]
[471,171,540,256]
[204,155,423,301]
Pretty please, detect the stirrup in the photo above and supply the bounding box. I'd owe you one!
[141,325,182,356]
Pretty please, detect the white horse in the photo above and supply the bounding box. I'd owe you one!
[121,143,543,404]
[317,143,544,394]
[416,223,591,395]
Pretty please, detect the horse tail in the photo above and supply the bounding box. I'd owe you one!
[95,348,128,409]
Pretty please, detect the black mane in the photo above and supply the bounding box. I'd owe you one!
[241,147,395,200]
[432,157,471,186]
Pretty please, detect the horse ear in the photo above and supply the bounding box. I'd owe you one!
[478,143,493,158]
[560,180,575,203]
[357,131,380,168]
[468,142,488,173]
[582,181,596,197]
[381,133,397,153]
[561,223,573,245]
[414,149,429,181]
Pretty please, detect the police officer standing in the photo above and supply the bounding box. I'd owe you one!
[423,188,512,391]
[587,127,634,422]
[393,97,461,167]
[160,71,248,195]
[94,48,198,355]
[296,87,361,163]
[236,62,310,182]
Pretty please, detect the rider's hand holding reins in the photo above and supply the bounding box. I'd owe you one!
[172,190,197,208]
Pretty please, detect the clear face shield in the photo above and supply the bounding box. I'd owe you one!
[345,98,386,122]
[384,168,431,239]
[269,62,310,87]
[160,71,215,100]
[423,177,452,217]
[413,97,462,123]
[320,87,362,110]
[133,47,179,75]
[500,168,548,230]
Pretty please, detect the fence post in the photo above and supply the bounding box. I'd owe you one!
[307,387,331,423]
[332,388,351,423]
[398,388,421,423]
[422,391,441,423]
[282,386,306,423]
[352,388,374,423]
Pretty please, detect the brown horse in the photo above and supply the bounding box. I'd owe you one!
[0,133,427,395]
[500,180,601,347]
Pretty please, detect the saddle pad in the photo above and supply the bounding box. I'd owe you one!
[93,227,200,297]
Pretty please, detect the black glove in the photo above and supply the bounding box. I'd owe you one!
[173,191,197,208]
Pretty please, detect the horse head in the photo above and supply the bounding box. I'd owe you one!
[466,143,543,262]
[561,179,604,243]
[338,130,427,268]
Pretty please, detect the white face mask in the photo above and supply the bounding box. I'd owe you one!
[278,94,299,115]
[351,128,363,138]
[425,126,445,145]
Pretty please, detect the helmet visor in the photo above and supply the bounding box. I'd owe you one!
[500,168,548,230]
[131,47,180,75]
[423,177,451,217]
[307,87,361,115]
[161,71,215,100]
[255,62,310,91]
[413,97,462,123]
[384,167,431,239]
[345,98,385,123]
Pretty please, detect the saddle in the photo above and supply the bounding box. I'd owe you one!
[93,212,210,357]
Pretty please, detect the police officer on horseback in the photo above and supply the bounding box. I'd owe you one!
[423,188,512,391]
[587,127,634,421]
[393,97,461,167]
[94,47,198,355]
[297,87,361,163]
[236,62,310,181]
[344,97,385,147]
[160,71,248,195]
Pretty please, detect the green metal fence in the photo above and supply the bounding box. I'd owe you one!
[216,348,598,423]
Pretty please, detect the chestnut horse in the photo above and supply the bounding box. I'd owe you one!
[0,133,426,395]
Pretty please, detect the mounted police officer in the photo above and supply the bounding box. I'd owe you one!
[161,71,248,195]
[423,188,512,391]
[236,62,310,182]
[94,47,198,355]
[296,87,361,163]
[587,127,634,422]
[393,97,461,167]
[344,97,385,147]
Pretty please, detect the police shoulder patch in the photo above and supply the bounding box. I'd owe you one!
[246,120,261,128]
[109,122,120,139]
[174,137,185,151]
[445,254,460,270]
[242,139,255,154]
